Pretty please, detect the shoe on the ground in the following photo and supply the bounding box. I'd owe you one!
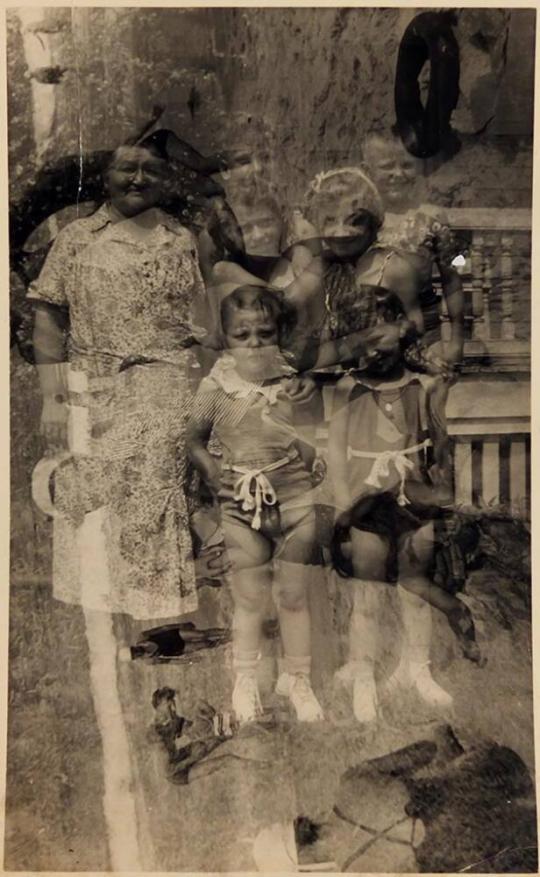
[334,662,378,724]
[275,672,324,722]
[352,675,379,724]
[447,603,485,664]
[385,659,453,708]
[232,671,263,724]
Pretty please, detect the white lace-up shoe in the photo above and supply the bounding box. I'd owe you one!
[352,676,379,724]
[275,672,324,722]
[232,672,263,724]
[334,662,378,724]
[385,659,453,708]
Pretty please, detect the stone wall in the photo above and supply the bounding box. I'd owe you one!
[8,7,535,210]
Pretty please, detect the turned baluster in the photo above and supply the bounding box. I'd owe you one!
[500,232,516,340]
[470,232,487,340]
[440,287,451,343]
[481,233,493,342]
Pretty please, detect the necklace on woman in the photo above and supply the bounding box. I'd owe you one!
[373,386,407,419]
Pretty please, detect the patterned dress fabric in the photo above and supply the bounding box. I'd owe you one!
[28,204,206,618]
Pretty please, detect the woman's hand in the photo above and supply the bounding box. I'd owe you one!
[287,209,319,246]
[40,396,69,453]
[200,456,222,493]
[195,544,232,580]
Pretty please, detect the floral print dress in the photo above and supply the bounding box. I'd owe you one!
[28,204,206,619]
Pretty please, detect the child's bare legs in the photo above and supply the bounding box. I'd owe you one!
[387,522,452,706]
[398,522,482,664]
[273,506,324,721]
[232,563,272,655]
[340,529,387,723]
[223,522,273,723]
[274,561,311,659]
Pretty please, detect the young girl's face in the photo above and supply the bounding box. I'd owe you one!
[224,309,280,380]
[360,322,403,376]
[224,310,279,349]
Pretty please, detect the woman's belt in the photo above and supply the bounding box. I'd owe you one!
[69,343,191,373]
[347,439,431,507]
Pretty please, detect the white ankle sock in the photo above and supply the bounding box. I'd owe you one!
[232,649,260,674]
[281,655,311,676]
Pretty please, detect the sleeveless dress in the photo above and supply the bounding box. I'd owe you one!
[332,369,445,582]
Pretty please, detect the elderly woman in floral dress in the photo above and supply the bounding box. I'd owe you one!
[30,138,211,620]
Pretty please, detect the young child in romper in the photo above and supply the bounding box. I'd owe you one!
[187,278,325,725]
[328,294,482,725]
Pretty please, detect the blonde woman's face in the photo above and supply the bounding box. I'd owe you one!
[312,186,376,259]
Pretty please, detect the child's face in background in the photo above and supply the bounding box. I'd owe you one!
[311,187,376,260]
[234,205,283,257]
[364,136,420,210]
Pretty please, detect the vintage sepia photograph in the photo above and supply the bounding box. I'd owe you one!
[6,4,536,872]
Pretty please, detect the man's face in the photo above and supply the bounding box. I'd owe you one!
[365,137,419,209]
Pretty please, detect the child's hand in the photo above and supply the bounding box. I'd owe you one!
[428,464,454,505]
[445,339,464,368]
[280,375,317,404]
[40,396,69,453]
[425,352,454,379]
[404,343,454,379]
[311,456,327,487]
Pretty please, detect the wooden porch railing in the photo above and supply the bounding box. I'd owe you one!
[441,207,531,372]
[315,208,532,510]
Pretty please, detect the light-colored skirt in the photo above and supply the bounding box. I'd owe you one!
[51,358,197,619]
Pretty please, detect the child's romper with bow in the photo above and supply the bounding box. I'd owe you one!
[190,353,319,565]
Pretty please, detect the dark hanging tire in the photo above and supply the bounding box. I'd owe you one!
[394,10,461,159]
